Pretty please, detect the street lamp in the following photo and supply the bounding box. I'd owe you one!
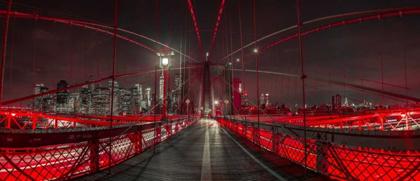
[253,48,258,53]
[185,99,190,119]
[224,99,229,116]
[157,47,174,119]
[236,58,240,62]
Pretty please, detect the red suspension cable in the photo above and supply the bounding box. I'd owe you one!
[187,0,204,61]
[208,0,225,60]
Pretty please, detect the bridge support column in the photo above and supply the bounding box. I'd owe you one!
[166,121,172,137]
[32,116,38,130]
[89,137,99,173]
[242,121,247,137]
[175,122,179,134]
[315,141,329,173]
[252,123,259,144]
[272,128,279,153]
[6,114,10,129]
[156,124,162,144]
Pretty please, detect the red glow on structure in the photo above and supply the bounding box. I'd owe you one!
[218,118,420,181]
[208,0,225,59]
[187,0,205,60]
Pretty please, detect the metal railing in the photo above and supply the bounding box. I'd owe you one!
[0,117,196,180]
[217,117,420,180]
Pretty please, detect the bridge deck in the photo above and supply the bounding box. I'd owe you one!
[77,119,327,181]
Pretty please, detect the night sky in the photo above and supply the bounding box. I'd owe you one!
[0,0,419,107]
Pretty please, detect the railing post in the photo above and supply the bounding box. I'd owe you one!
[89,135,99,173]
[315,141,329,173]
[167,121,172,137]
[272,127,279,153]
[156,123,162,144]
[242,121,247,137]
[32,116,38,130]
[175,121,179,133]
[6,113,10,129]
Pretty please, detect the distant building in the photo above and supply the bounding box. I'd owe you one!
[108,80,120,115]
[33,84,49,111]
[56,80,69,104]
[145,87,151,107]
[80,76,94,114]
[92,87,110,115]
[332,94,342,111]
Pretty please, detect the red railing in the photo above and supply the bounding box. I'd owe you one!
[218,117,420,180]
[0,117,196,180]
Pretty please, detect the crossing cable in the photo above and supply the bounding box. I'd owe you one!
[218,7,420,63]
[0,10,199,63]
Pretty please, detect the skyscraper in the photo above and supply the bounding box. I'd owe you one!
[159,73,164,100]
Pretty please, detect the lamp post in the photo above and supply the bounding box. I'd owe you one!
[185,99,190,119]
[157,47,174,119]
[224,99,229,117]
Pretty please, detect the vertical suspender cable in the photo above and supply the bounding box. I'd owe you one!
[238,0,245,119]
[401,20,408,106]
[167,0,174,116]
[179,0,183,115]
[33,19,37,88]
[0,0,12,106]
[154,0,159,153]
[8,17,16,101]
[379,20,384,106]
[229,13,234,117]
[253,0,260,147]
[295,0,307,175]
[108,0,119,174]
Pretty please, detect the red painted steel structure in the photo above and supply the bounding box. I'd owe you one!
[217,116,420,180]
[208,0,225,59]
[0,0,12,107]
[187,0,204,60]
[0,116,195,180]
[0,10,198,63]
[0,1,419,181]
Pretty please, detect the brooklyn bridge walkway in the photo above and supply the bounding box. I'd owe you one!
[77,119,327,181]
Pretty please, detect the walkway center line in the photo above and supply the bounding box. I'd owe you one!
[201,119,213,181]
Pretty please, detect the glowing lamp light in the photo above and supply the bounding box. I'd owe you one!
[11,113,16,116]
[214,100,219,105]
[162,58,169,66]
[236,58,240,62]
[401,113,406,118]
[253,48,258,53]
